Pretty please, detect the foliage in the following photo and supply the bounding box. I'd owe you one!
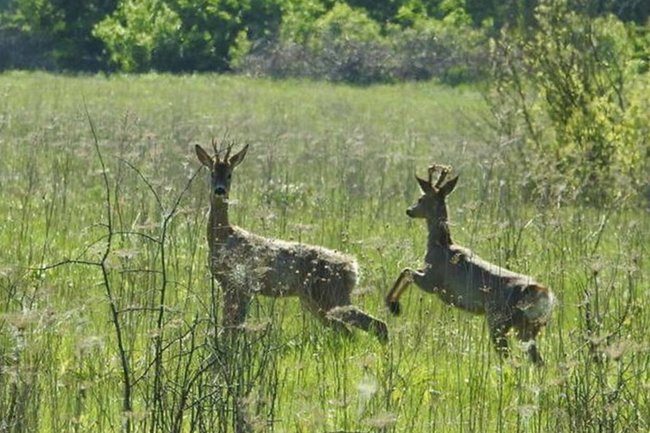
[239,4,488,84]
[93,0,181,72]
[489,0,649,205]
[389,15,487,83]
[303,3,389,83]
[277,0,327,43]
[0,0,117,70]
[1,0,648,81]
[164,0,274,72]
[239,2,388,83]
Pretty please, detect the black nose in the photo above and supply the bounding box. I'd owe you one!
[214,187,226,196]
[406,209,413,217]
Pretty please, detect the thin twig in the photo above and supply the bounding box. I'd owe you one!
[83,102,133,433]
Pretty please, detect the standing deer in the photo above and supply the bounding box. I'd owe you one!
[195,142,388,343]
[385,164,554,364]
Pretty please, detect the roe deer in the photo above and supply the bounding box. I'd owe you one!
[385,165,554,364]
[195,142,388,343]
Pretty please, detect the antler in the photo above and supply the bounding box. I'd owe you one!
[428,164,452,189]
[209,137,237,162]
[224,143,233,161]
[211,137,219,161]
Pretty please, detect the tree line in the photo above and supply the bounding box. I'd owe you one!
[0,0,647,82]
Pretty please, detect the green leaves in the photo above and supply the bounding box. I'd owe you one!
[490,0,649,205]
[93,0,182,72]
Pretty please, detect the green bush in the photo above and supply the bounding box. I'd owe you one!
[93,0,181,72]
[489,0,649,205]
[306,3,391,83]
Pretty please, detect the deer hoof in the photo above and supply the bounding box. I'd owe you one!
[387,300,401,316]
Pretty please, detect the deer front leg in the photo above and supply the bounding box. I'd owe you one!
[222,284,251,332]
[385,268,425,316]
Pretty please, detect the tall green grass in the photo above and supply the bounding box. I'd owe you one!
[0,72,648,432]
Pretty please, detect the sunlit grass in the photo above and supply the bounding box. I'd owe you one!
[0,72,648,432]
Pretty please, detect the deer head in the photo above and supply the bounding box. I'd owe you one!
[195,140,249,198]
[406,164,459,222]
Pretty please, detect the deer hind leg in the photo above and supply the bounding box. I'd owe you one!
[327,306,389,344]
[385,268,424,315]
[300,297,353,338]
[516,323,544,366]
[487,306,512,359]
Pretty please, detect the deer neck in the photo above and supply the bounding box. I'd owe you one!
[427,217,453,248]
[209,196,232,242]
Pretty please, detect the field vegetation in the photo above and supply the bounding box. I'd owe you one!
[0,72,648,432]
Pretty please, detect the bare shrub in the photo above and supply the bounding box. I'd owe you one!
[237,25,488,85]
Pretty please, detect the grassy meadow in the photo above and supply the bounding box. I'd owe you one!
[0,72,648,433]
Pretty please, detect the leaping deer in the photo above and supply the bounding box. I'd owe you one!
[196,141,388,343]
[385,164,554,364]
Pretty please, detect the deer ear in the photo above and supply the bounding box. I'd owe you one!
[229,144,249,168]
[195,145,213,167]
[415,175,433,193]
[440,175,459,196]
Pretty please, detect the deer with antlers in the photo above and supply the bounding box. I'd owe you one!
[195,141,388,343]
[385,164,554,364]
